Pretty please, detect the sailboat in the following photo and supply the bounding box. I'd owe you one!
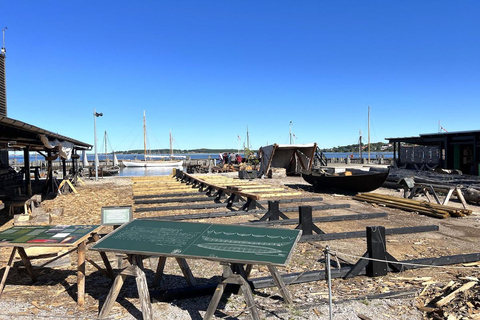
[92,131,120,176]
[122,111,185,168]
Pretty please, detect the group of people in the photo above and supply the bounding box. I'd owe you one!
[220,152,242,165]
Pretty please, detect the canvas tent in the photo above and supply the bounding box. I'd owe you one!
[258,143,317,177]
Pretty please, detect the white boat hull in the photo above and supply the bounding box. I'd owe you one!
[122,160,184,168]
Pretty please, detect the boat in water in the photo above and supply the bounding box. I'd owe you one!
[302,167,390,193]
[90,131,120,176]
[122,111,185,168]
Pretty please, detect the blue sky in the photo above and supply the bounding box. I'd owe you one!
[2,1,480,152]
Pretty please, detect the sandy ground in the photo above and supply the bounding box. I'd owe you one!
[0,171,479,319]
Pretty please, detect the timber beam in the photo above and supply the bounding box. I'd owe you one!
[299,225,439,242]
[135,202,349,215]
[245,212,388,226]
[135,196,215,205]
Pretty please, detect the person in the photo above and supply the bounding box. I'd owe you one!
[236,154,242,164]
[229,153,236,164]
[223,153,228,164]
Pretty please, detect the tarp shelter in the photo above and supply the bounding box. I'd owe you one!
[258,143,317,177]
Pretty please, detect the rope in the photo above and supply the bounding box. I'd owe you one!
[330,250,480,270]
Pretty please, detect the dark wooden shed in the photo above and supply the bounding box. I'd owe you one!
[387,130,480,176]
[0,115,92,196]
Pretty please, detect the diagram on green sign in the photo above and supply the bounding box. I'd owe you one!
[197,229,296,256]
[197,243,283,255]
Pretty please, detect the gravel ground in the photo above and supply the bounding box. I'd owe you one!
[1,172,479,319]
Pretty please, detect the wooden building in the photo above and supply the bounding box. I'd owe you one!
[0,115,92,196]
[387,130,480,176]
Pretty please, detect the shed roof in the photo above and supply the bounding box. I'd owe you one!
[386,130,480,145]
[0,116,92,151]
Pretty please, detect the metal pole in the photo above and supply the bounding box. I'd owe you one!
[324,245,333,320]
[368,106,371,164]
[94,109,98,181]
[93,109,103,181]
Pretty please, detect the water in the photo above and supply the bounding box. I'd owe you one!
[8,153,222,165]
[119,166,184,177]
[8,152,393,177]
[110,153,219,177]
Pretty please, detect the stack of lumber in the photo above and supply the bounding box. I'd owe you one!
[416,276,480,319]
[354,193,472,218]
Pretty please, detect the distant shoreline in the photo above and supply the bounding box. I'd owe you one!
[8,151,394,164]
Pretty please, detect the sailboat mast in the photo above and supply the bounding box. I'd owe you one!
[143,110,147,159]
[169,130,173,158]
[246,126,250,150]
[289,121,293,144]
[104,131,108,165]
[359,130,363,159]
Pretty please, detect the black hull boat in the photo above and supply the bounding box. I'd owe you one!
[302,168,390,192]
[90,165,120,177]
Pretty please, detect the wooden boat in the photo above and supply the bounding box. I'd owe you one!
[92,165,120,176]
[122,111,185,168]
[99,131,120,175]
[302,167,390,192]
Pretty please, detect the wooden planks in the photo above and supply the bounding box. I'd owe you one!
[354,192,472,218]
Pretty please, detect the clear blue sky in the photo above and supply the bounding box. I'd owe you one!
[2,1,480,152]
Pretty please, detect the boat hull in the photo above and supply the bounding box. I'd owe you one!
[122,160,184,168]
[90,165,120,176]
[302,168,390,192]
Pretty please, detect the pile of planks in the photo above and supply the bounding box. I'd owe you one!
[354,193,472,218]
[416,275,480,319]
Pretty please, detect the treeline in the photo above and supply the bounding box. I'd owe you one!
[118,144,394,154]
[117,148,239,154]
[320,142,393,153]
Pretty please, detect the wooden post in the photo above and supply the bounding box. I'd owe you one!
[298,206,313,235]
[268,201,280,221]
[133,255,153,320]
[99,252,114,280]
[0,248,17,298]
[99,255,154,319]
[267,265,293,304]
[62,158,67,181]
[154,256,167,286]
[16,247,37,281]
[203,280,227,320]
[259,201,288,221]
[175,258,197,286]
[23,147,32,196]
[204,274,260,320]
[77,240,86,306]
[99,273,127,318]
[366,226,387,277]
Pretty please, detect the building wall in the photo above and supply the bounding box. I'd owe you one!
[399,145,440,169]
[0,53,6,116]
[0,52,8,166]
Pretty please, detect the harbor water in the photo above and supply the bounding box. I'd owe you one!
[8,152,393,177]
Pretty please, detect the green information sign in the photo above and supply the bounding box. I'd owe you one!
[101,206,133,225]
[91,219,301,266]
[0,225,100,246]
